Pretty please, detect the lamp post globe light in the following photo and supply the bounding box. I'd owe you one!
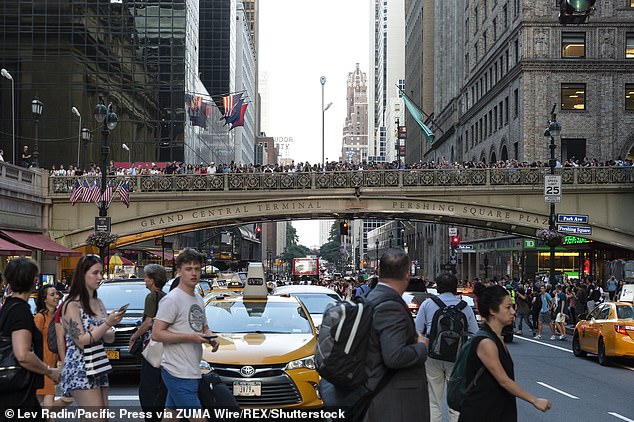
[543,105,561,285]
[1,69,15,164]
[71,107,82,168]
[94,98,118,218]
[81,128,91,169]
[320,76,332,168]
[122,143,131,163]
[31,98,43,168]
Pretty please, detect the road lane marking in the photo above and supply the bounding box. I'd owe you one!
[515,335,573,353]
[536,382,579,399]
[608,412,634,422]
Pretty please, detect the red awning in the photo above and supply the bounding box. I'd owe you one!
[0,237,32,256]
[0,230,82,257]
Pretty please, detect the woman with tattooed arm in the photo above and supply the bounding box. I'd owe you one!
[60,255,125,416]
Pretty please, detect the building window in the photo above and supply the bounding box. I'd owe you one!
[504,97,509,124]
[626,84,634,110]
[561,138,586,161]
[562,32,585,58]
[513,88,519,117]
[493,18,497,40]
[561,83,586,110]
[627,33,634,58]
[503,4,508,28]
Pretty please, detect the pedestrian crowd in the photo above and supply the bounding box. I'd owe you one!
[45,155,633,178]
[2,247,630,421]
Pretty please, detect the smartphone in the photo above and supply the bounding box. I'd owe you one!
[117,304,130,313]
[202,334,218,339]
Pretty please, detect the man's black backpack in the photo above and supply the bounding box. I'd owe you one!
[427,296,469,362]
[315,295,397,388]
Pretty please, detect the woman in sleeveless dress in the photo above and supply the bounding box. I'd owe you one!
[33,285,60,408]
[459,284,552,422]
[60,255,125,415]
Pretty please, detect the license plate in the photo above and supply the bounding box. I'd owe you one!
[233,381,261,396]
[105,349,120,359]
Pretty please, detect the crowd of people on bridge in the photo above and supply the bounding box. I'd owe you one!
[46,155,633,178]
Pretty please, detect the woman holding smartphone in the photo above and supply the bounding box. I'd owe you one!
[60,254,125,414]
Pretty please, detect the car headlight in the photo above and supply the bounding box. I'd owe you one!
[285,355,316,370]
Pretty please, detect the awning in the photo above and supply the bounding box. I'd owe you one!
[0,237,32,256]
[146,249,174,261]
[0,230,82,257]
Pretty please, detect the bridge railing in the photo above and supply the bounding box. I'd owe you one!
[47,166,634,195]
[0,161,42,192]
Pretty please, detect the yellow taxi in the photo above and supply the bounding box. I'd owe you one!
[201,263,321,408]
[572,301,634,365]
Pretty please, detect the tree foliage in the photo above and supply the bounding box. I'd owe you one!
[319,221,342,264]
[286,223,299,248]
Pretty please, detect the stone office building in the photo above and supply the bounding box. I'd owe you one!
[403,0,634,281]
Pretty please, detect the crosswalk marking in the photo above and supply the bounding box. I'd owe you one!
[536,381,579,399]
[608,412,634,422]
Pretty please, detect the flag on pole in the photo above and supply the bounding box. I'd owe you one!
[224,98,245,126]
[81,180,92,203]
[100,182,114,209]
[117,181,130,208]
[397,87,435,143]
[70,180,85,205]
[222,93,243,118]
[229,103,248,131]
[89,182,102,205]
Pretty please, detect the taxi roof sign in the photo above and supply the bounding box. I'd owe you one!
[243,262,268,299]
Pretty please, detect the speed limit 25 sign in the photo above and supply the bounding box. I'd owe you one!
[544,175,561,203]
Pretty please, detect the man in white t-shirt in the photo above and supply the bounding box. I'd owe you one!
[153,249,218,418]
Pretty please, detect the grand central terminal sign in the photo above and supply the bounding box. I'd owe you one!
[136,198,549,231]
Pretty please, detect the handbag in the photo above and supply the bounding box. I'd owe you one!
[129,334,146,358]
[142,339,163,368]
[0,302,33,392]
[83,342,112,376]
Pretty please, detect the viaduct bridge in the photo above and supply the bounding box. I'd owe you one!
[45,166,634,251]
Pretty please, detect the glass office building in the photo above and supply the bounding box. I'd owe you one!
[0,0,195,168]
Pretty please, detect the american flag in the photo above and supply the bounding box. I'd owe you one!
[81,180,92,203]
[100,182,114,208]
[88,181,102,205]
[117,181,130,208]
[69,180,85,205]
[222,93,242,118]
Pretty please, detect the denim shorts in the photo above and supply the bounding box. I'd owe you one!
[161,368,201,410]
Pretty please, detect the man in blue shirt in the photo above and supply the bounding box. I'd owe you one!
[607,275,618,301]
[534,285,556,340]
[415,273,478,422]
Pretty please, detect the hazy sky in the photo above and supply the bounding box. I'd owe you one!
[259,0,370,248]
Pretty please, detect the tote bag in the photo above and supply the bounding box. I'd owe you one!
[83,342,112,376]
[142,340,164,368]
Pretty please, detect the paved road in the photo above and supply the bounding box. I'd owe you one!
[511,334,634,422]
[63,338,634,422]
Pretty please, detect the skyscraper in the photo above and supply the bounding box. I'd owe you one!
[341,64,369,164]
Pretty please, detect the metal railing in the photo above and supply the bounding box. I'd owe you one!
[48,166,634,195]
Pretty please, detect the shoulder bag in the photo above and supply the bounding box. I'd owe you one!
[141,339,163,368]
[0,302,34,391]
[83,340,112,376]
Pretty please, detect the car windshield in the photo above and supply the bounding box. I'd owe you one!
[616,305,634,320]
[206,300,312,334]
[98,283,147,310]
[290,293,339,314]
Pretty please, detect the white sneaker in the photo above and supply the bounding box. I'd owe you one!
[559,335,567,340]
[534,334,542,339]
[550,335,557,340]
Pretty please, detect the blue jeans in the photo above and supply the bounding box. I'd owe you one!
[515,313,532,332]
[160,368,201,410]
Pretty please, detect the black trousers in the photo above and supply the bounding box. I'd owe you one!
[138,357,165,422]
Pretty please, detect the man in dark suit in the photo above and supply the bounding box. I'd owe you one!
[363,249,430,421]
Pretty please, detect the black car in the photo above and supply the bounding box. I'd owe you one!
[98,279,148,371]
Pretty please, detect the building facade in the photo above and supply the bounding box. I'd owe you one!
[342,64,369,164]
[403,0,634,282]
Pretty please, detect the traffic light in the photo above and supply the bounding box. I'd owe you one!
[451,236,461,250]
[339,221,349,236]
[255,225,262,240]
[559,0,595,25]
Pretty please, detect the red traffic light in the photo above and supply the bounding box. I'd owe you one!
[340,221,349,236]
[255,225,262,239]
[451,236,461,248]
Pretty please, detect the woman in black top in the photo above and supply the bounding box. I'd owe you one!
[0,258,61,417]
[458,284,551,422]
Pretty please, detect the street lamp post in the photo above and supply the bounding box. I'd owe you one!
[375,239,379,271]
[31,98,43,168]
[81,128,91,169]
[122,143,131,163]
[544,105,561,285]
[320,76,332,168]
[1,69,15,164]
[71,107,81,168]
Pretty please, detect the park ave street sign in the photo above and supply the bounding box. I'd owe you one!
[557,214,589,224]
